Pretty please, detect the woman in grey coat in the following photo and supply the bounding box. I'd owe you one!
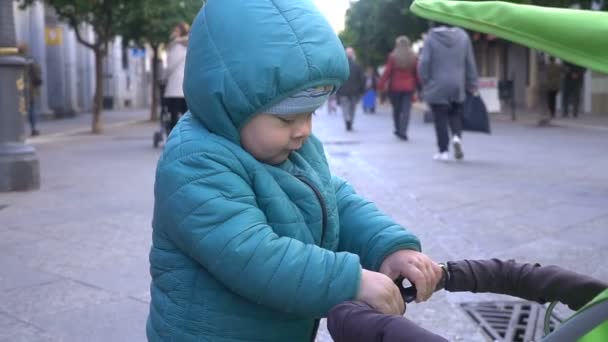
[418,26,478,161]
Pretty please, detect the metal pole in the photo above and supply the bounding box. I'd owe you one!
[0,0,40,192]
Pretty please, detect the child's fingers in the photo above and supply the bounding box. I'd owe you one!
[391,284,405,315]
[403,266,429,302]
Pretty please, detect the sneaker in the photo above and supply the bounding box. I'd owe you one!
[346,121,353,131]
[394,132,408,141]
[453,136,464,160]
[433,152,449,161]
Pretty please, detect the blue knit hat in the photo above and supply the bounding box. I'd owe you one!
[265,85,334,116]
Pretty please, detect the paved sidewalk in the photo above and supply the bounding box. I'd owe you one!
[1,103,607,342]
[27,109,151,145]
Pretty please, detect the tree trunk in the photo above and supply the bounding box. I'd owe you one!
[150,44,160,121]
[92,49,104,134]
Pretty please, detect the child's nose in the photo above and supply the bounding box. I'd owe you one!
[292,119,312,139]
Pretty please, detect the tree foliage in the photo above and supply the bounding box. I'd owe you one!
[341,0,427,67]
[19,0,204,130]
[19,0,130,55]
[120,0,202,49]
[120,0,203,121]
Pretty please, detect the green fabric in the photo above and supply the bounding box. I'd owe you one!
[577,289,608,342]
[410,0,608,74]
[147,0,421,341]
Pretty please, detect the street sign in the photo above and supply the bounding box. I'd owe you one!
[478,77,501,113]
[45,27,62,46]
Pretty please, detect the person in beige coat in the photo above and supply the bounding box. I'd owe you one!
[163,22,189,134]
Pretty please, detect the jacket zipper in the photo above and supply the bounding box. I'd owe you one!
[295,175,328,245]
[295,175,327,342]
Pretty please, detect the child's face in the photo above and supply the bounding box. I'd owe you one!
[240,112,313,165]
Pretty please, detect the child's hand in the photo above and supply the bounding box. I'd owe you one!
[379,250,443,302]
[356,269,404,315]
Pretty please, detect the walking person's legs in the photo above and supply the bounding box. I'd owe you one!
[339,96,355,131]
[398,92,413,140]
[28,94,39,136]
[165,98,184,135]
[348,96,358,128]
[389,92,403,136]
[370,90,376,113]
[562,89,570,117]
[547,90,557,117]
[430,104,450,160]
[447,102,464,160]
[572,88,581,118]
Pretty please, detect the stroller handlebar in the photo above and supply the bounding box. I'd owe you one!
[394,259,608,310]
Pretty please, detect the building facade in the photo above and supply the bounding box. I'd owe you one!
[12,0,151,118]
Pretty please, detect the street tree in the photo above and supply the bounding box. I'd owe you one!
[341,0,427,67]
[19,0,132,134]
[120,0,203,121]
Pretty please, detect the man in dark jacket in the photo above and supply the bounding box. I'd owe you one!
[18,43,43,136]
[337,47,366,131]
[419,26,478,161]
[562,62,585,118]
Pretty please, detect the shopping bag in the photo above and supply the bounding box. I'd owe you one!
[463,95,491,134]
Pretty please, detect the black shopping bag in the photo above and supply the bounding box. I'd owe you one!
[463,95,491,134]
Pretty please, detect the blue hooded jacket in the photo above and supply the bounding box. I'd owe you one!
[147,1,421,341]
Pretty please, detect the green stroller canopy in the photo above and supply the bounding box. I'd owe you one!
[410,0,608,74]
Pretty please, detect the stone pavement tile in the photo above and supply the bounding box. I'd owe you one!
[440,192,564,224]
[502,203,607,234]
[412,185,511,212]
[315,319,332,342]
[130,291,151,304]
[558,215,608,249]
[4,238,111,276]
[70,254,151,298]
[0,279,117,323]
[30,299,148,342]
[0,229,45,248]
[24,213,152,257]
[4,237,151,297]
[494,238,608,282]
[0,255,61,292]
[0,312,57,342]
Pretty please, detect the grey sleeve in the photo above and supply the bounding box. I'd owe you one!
[418,37,432,85]
[464,36,479,92]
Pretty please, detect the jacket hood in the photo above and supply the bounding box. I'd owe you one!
[183,0,349,144]
[429,26,462,47]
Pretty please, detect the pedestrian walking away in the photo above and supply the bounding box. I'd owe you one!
[162,22,189,135]
[378,36,419,141]
[337,47,366,131]
[418,25,478,161]
[562,61,585,118]
[18,43,43,136]
[362,67,378,114]
[544,56,563,119]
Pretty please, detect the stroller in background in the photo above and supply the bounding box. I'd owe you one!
[328,259,608,342]
[153,82,170,148]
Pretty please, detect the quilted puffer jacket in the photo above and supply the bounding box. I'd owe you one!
[147,1,421,341]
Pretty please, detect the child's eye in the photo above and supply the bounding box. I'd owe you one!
[278,117,295,123]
